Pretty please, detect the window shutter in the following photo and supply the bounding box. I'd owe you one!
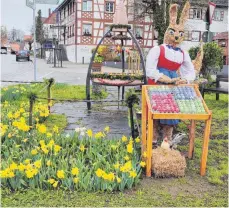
[220,11,224,21]
[189,8,194,19]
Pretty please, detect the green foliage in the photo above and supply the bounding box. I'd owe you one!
[36,10,45,44]
[90,73,144,81]
[93,55,104,63]
[125,89,140,108]
[189,42,224,79]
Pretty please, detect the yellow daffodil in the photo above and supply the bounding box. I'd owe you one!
[47,140,55,148]
[54,145,61,153]
[7,112,13,119]
[31,149,38,155]
[39,140,45,146]
[87,129,93,137]
[135,137,140,143]
[9,162,18,170]
[53,125,59,133]
[24,159,31,164]
[37,124,47,134]
[142,151,147,158]
[18,163,25,171]
[53,181,58,188]
[129,170,137,178]
[46,133,52,138]
[22,138,28,143]
[71,167,79,176]
[57,170,65,179]
[34,160,42,169]
[19,108,25,113]
[120,161,132,172]
[104,126,110,133]
[122,135,128,142]
[46,160,51,166]
[113,162,120,169]
[124,155,130,161]
[94,132,104,139]
[73,177,79,184]
[95,168,104,178]
[79,144,85,152]
[116,176,122,183]
[140,161,146,167]
[127,143,133,154]
[48,178,55,184]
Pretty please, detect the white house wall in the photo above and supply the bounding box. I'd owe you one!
[77,45,94,63]
[210,8,228,33]
[66,45,76,62]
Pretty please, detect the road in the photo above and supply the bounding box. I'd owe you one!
[1,53,89,86]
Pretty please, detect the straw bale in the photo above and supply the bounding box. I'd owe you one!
[152,147,186,178]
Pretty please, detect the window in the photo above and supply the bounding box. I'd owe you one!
[72,24,75,36]
[83,24,92,36]
[213,10,224,21]
[83,0,92,11]
[105,2,114,13]
[64,8,66,18]
[191,31,200,42]
[135,27,143,39]
[189,8,202,19]
[184,31,191,41]
[220,41,226,47]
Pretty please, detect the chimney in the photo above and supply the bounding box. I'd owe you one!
[48,8,51,16]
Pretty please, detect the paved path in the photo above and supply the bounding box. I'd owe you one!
[52,87,131,138]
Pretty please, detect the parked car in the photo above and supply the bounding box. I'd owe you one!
[1,47,7,54]
[16,50,30,62]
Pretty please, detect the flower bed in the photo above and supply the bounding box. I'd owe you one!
[0,85,144,192]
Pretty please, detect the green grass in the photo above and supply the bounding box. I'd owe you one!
[1,176,228,207]
[44,114,68,132]
[1,83,108,103]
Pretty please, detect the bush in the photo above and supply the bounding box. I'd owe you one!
[114,56,121,62]
[189,42,223,80]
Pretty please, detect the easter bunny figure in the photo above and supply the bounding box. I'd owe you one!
[146,1,196,146]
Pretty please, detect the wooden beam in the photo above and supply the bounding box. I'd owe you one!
[188,120,196,159]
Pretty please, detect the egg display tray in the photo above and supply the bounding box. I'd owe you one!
[147,85,206,114]
[144,84,210,120]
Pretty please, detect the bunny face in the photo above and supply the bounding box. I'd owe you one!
[164,2,190,46]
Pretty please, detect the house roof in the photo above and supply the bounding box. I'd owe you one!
[44,12,57,24]
[213,32,228,40]
[56,0,71,11]
[24,35,33,42]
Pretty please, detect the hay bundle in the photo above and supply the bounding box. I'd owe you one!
[152,147,186,178]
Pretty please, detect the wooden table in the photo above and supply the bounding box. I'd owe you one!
[141,84,212,177]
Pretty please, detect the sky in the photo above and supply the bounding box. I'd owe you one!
[1,0,64,34]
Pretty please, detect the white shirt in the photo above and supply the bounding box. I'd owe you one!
[146,44,196,83]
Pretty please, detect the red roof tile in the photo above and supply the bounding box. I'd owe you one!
[44,12,57,24]
[24,35,33,42]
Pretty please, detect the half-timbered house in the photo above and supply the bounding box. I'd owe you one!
[56,0,154,63]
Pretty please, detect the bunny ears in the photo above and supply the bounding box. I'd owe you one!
[169,1,190,27]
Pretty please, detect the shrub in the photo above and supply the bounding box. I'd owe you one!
[189,42,223,80]
[114,56,121,62]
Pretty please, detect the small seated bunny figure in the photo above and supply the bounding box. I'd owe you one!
[146,1,196,145]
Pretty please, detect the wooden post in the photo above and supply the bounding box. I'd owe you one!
[141,86,147,153]
[146,109,153,177]
[200,113,212,176]
[48,85,51,113]
[188,120,196,159]
[29,99,34,129]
